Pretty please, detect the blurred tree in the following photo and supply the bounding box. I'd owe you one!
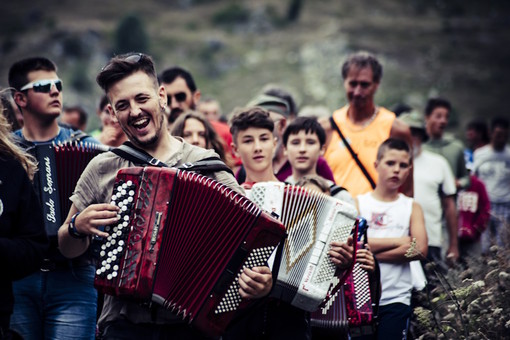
[70,61,93,93]
[114,14,149,54]
[287,0,303,22]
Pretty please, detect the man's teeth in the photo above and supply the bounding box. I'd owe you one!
[132,118,149,127]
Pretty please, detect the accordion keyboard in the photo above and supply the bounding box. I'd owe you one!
[96,180,136,280]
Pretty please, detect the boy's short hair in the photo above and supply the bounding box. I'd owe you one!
[8,57,57,91]
[376,138,411,161]
[229,107,274,143]
[97,53,158,94]
[282,116,326,147]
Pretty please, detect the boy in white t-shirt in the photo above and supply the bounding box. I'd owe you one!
[356,138,428,340]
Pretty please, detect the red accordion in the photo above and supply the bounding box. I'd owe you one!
[30,141,108,236]
[311,219,375,337]
[94,167,286,336]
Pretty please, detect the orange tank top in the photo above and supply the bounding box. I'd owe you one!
[324,106,395,197]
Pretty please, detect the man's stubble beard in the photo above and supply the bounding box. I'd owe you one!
[124,107,166,149]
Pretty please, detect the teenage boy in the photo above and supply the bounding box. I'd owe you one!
[283,116,355,205]
[356,138,427,340]
[8,57,98,339]
[227,107,354,339]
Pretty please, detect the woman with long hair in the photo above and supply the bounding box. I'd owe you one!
[0,99,48,337]
[171,111,234,169]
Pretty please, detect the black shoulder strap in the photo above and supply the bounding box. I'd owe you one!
[178,157,234,176]
[329,184,347,197]
[111,142,169,167]
[329,116,376,189]
[111,142,234,176]
[68,130,89,143]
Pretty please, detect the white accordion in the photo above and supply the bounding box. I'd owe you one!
[248,182,358,312]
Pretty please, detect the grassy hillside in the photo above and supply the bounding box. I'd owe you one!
[1,0,509,136]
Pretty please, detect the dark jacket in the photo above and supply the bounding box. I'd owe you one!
[0,154,48,325]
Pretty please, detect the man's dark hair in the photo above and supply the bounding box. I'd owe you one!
[425,97,451,117]
[262,85,297,117]
[392,103,413,117]
[376,138,411,161]
[63,105,88,127]
[8,57,57,91]
[282,116,326,147]
[466,119,490,144]
[491,116,510,131]
[341,51,383,83]
[230,107,274,143]
[158,66,197,93]
[96,53,158,94]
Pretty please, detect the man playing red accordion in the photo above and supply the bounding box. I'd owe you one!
[58,53,273,339]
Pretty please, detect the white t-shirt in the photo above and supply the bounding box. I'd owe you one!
[473,145,510,203]
[358,192,413,306]
[413,150,457,247]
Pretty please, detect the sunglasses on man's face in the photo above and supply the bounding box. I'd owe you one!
[167,92,187,105]
[20,79,63,93]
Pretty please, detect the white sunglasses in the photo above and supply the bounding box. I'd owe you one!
[20,79,63,93]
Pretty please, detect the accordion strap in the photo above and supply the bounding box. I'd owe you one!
[112,142,234,176]
[113,142,169,167]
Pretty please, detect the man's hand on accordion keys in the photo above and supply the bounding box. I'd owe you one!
[238,266,273,300]
[328,236,354,270]
[74,203,120,238]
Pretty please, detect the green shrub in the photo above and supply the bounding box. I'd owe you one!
[212,3,249,25]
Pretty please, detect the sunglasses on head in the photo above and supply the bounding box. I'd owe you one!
[167,92,187,105]
[20,79,63,93]
[101,53,146,72]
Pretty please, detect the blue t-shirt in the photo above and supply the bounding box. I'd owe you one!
[13,125,100,146]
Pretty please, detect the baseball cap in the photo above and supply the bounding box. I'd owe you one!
[247,94,291,118]
[399,110,429,142]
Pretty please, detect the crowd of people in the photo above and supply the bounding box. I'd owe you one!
[0,50,508,340]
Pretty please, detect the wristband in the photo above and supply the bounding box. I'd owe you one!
[68,212,87,239]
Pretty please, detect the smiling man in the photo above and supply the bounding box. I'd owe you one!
[57,53,270,339]
[8,57,98,339]
[321,52,412,197]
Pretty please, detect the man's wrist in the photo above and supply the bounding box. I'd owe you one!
[68,212,87,239]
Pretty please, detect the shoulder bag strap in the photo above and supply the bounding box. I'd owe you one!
[329,116,376,189]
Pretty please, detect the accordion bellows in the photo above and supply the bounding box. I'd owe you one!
[247,182,358,312]
[30,141,108,236]
[94,167,286,336]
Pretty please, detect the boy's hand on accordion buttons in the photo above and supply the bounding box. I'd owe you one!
[329,236,354,270]
[356,246,375,273]
[76,203,120,238]
[239,266,273,300]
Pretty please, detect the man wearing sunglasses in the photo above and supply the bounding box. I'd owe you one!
[158,66,201,125]
[159,66,242,171]
[57,53,273,339]
[8,57,99,340]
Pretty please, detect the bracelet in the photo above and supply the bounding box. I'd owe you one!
[68,212,87,239]
[405,237,417,258]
